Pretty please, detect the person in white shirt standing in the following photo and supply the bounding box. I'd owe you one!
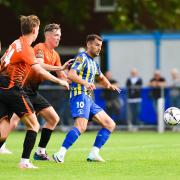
[169,68,180,108]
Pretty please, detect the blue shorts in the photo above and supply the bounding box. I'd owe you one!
[70,94,103,120]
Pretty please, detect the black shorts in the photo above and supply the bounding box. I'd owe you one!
[0,86,34,120]
[27,92,51,114]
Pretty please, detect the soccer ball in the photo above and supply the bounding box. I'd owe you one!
[164,107,180,125]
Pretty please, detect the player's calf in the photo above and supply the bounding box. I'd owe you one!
[22,114,40,132]
[39,106,60,130]
[53,127,81,163]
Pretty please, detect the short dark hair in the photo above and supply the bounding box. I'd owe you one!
[86,34,103,43]
[44,23,61,33]
[20,15,40,35]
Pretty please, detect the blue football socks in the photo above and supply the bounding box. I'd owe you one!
[93,128,111,149]
[62,127,81,149]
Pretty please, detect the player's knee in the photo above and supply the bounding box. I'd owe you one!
[30,123,40,132]
[23,114,40,132]
[10,121,19,130]
[76,125,87,133]
[52,116,60,126]
[81,126,87,133]
[105,120,116,132]
[26,121,40,132]
[33,121,40,132]
[110,121,116,132]
[47,116,60,129]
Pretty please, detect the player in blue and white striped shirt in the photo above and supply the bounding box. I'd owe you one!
[70,51,102,98]
[53,34,120,163]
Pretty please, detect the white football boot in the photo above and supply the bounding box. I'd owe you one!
[19,162,38,169]
[0,144,12,154]
[53,152,65,163]
[87,147,105,162]
[53,147,67,163]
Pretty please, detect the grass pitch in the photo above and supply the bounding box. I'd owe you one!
[1,131,180,180]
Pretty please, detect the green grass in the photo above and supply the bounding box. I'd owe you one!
[1,131,180,180]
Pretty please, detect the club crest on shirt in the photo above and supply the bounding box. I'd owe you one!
[36,49,44,59]
[76,56,83,63]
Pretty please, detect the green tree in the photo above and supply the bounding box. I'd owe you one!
[0,0,92,31]
[0,0,10,6]
[108,0,180,32]
[41,0,92,31]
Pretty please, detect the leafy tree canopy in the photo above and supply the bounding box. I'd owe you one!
[108,0,180,32]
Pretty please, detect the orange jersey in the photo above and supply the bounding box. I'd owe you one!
[24,43,61,92]
[0,36,37,88]
[34,43,61,66]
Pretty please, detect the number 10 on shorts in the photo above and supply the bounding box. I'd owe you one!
[76,101,84,108]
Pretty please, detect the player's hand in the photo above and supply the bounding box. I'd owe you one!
[84,82,96,91]
[67,77,72,84]
[61,59,75,70]
[58,80,69,90]
[109,85,121,94]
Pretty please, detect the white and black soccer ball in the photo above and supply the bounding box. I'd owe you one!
[164,107,180,125]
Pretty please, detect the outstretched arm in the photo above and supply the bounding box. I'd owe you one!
[31,63,69,89]
[36,58,73,72]
[98,74,121,93]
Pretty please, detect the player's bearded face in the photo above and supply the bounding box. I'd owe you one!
[90,39,102,57]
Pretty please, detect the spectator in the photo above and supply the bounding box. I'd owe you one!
[149,70,166,111]
[169,68,180,108]
[100,71,121,122]
[126,68,143,131]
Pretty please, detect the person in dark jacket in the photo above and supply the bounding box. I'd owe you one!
[126,68,143,130]
[101,71,121,122]
[149,70,166,111]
